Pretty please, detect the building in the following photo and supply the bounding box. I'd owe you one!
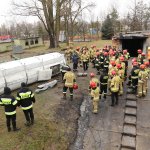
[14,37,43,49]
[113,31,150,57]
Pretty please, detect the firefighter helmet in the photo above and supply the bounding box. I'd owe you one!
[90,82,97,88]
[140,64,145,69]
[111,70,116,75]
[116,64,122,69]
[90,73,95,77]
[137,49,142,54]
[73,83,78,90]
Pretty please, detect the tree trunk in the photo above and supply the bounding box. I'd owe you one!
[49,34,55,48]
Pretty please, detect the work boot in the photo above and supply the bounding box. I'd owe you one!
[70,95,73,101]
[7,127,11,132]
[13,127,20,132]
[24,121,30,126]
[30,120,34,125]
[62,93,66,100]
[110,104,114,107]
[103,95,106,99]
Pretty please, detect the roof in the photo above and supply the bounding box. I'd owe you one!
[113,31,150,40]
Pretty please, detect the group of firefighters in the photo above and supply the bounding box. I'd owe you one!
[64,45,150,114]
[0,82,35,132]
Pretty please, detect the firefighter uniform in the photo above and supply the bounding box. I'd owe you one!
[81,53,89,71]
[137,68,148,97]
[95,57,100,75]
[16,83,35,126]
[99,54,104,71]
[117,68,125,95]
[110,74,121,106]
[137,54,142,65]
[0,87,20,132]
[100,71,109,99]
[65,48,72,64]
[91,87,100,113]
[63,70,76,100]
[131,65,140,93]
[103,58,109,73]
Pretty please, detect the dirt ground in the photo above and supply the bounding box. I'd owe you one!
[0,40,111,150]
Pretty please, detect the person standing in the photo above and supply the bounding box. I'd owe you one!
[72,51,79,72]
[90,82,100,114]
[63,68,76,101]
[0,87,20,132]
[100,69,109,99]
[81,50,89,71]
[16,82,35,126]
[110,71,121,106]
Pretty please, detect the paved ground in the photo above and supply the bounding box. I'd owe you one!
[136,79,150,150]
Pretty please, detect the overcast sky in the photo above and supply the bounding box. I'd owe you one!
[0,0,150,25]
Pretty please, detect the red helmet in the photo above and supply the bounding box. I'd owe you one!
[111,70,116,75]
[133,62,138,66]
[110,61,116,66]
[90,82,97,88]
[116,64,122,69]
[91,45,94,48]
[93,45,96,48]
[144,62,149,66]
[123,50,127,54]
[90,73,95,78]
[142,53,145,56]
[104,52,108,56]
[73,83,78,90]
[132,58,137,63]
[76,47,80,50]
[138,49,142,54]
[140,64,145,69]
[109,51,114,55]
[119,56,124,61]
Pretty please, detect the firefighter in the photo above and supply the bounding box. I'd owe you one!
[90,82,100,114]
[110,71,121,106]
[100,69,109,99]
[131,62,140,94]
[63,68,76,100]
[95,52,100,75]
[99,52,104,72]
[144,61,150,90]
[137,64,148,97]
[81,50,89,71]
[72,51,79,72]
[16,82,35,126]
[137,49,142,65]
[116,64,125,95]
[141,53,146,64]
[103,52,109,73]
[65,47,71,64]
[0,87,20,132]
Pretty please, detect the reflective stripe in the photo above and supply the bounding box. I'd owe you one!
[70,94,73,96]
[16,97,21,100]
[19,92,31,99]
[101,83,108,85]
[22,105,33,110]
[31,93,34,98]
[131,76,138,79]
[1,98,11,105]
[5,111,16,115]
[63,92,66,94]
[12,100,17,105]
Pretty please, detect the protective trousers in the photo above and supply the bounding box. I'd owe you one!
[63,86,73,100]
[131,78,138,93]
[93,99,99,113]
[111,92,119,105]
[23,108,34,124]
[100,84,107,98]
[83,61,88,71]
[138,81,147,97]
[119,79,123,95]
[6,114,16,131]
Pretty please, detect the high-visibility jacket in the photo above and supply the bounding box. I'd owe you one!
[137,54,142,64]
[81,54,89,62]
[63,71,76,87]
[16,87,35,110]
[110,75,121,92]
[100,73,109,85]
[91,87,100,101]
[0,95,18,115]
[131,66,140,79]
[118,68,125,79]
[138,70,148,81]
